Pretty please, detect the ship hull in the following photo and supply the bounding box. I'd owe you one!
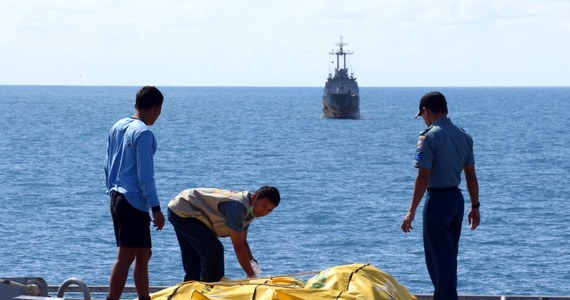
[322,93,360,119]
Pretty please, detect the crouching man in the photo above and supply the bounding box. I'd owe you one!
[167,186,280,282]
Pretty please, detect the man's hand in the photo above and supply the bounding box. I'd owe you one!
[468,207,480,230]
[401,210,415,233]
[153,211,165,230]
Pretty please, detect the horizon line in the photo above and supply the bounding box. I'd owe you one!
[1,84,569,88]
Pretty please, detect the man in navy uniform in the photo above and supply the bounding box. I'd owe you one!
[401,91,480,300]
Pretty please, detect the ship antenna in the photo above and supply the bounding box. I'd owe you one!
[336,36,347,51]
[334,36,353,70]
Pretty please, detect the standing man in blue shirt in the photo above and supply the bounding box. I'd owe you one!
[401,91,480,300]
[105,86,165,300]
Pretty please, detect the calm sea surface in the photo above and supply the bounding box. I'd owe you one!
[1,86,569,296]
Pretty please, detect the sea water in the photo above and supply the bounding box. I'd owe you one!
[0,86,569,296]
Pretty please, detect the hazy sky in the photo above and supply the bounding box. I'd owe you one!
[1,0,569,87]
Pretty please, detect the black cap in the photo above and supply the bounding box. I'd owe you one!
[415,91,448,118]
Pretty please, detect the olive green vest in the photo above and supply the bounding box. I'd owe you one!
[168,188,253,237]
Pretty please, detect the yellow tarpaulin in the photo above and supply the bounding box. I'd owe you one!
[150,263,417,300]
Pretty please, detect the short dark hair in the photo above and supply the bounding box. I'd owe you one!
[135,86,163,110]
[416,91,448,117]
[255,186,280,207]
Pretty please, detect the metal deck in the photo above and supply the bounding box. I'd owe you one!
[50,285,570,300]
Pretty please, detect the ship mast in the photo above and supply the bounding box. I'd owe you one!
[329,36,353,71]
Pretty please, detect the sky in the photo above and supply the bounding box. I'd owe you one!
[1,0,569,87]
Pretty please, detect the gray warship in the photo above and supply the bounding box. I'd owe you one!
[322,37,360,119]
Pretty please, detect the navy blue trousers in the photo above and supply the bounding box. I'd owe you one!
[167,209,225,282]
[423,188,464,300]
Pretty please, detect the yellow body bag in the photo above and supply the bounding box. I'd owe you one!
[150,263,416,300]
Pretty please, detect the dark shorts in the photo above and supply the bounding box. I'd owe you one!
[110,191,152,248]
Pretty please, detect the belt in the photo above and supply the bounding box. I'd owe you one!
[427,186,459,192]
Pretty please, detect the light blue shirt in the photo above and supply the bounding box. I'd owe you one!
[414,117,475,188]
[105,117,160,212]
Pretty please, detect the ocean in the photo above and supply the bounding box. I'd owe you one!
[0,86,569,296]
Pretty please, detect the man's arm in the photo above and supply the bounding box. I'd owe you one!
[464,164,480,230]
[136,131,159,206]
[229,228,256,277]
[136,131,164,230]
[242,230,253,261]
[401,168,430,233]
